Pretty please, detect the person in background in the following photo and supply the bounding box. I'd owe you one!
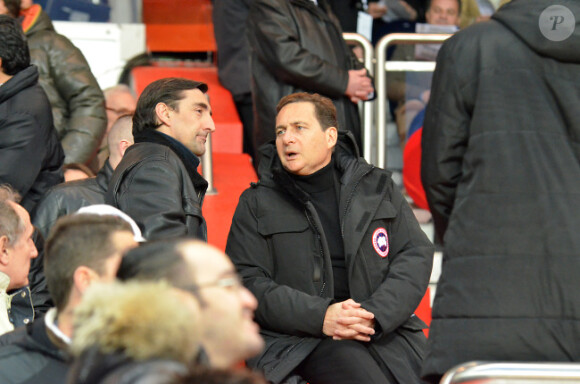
[33,115,135,240]
[247,0,374,164]
[0,12,63,214]
[0,0,17,17]
[387,0,461,149]
[94,85,137,170]
[11,0,107,166]
[212,0,256,167]
[0,212,139,384]
[421,0,580,381]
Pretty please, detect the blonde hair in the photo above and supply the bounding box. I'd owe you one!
[71,281,201,365]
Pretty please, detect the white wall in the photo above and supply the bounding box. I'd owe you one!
[53,21,146,90]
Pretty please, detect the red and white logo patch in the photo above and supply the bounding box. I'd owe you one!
[372,228,389,258]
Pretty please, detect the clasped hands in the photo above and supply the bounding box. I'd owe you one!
[322,299,376,342]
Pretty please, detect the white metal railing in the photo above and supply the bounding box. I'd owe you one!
[201,134,216,194]
[343,32,375,162]
[441,361,580,383]
[374,33,452,169]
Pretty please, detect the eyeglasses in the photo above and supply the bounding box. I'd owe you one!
[182,275,243,293]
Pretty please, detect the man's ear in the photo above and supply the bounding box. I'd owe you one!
[118,139,133,157]
[154,102,171,127]
[0,236,9,266]
[72,266,98,294]
[326,126,338,148]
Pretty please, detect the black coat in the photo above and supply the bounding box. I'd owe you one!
[213,0,252,98]
[0,65,64,213]
[32,161,113,240]
[0,318,69,384]
[66,349,187,384]
[25,7,106,164]
[247,0,366,155]
[421,0,580,379]
[106,142,207,241]
[226,133,433,383]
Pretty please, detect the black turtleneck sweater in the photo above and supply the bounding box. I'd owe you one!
[290,158,349,300]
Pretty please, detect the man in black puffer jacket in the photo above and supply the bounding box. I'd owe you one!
[421,0,580,381]
[227,93,433,384]
[0,14,63,214]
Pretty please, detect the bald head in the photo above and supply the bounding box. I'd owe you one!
[104,85,137,131]
[106,114,134,169]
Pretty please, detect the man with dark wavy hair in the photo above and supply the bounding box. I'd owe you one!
[0,0,19,18]
[107,77,216,241]
[0,14,63,213]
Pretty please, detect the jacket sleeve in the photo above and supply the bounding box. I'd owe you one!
[115,160,192,241]
[421,36,472,241]
[48,33,106,164]
[360,181,434,335]
[0,113,47,199]
[31,187,65,240]
[247,0,349,98]
[226,189,333,337]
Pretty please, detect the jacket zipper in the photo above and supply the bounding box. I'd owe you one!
[341,167,373,236]
[305,205,326,296]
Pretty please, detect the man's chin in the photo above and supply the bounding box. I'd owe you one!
[244,333,265,358]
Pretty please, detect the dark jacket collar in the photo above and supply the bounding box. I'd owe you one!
[4,318,68,361]
[0,66,39,103]
[96,160,114,193]
[258,130,362,203]
[134,130,208,195]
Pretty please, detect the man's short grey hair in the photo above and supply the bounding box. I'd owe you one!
[103,84,136,99]
[0,184,23,245]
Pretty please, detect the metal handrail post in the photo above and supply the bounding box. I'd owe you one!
[441,361,580,384]
[201,133,216,195]
[343,32,374,163]
[375,33,452,169]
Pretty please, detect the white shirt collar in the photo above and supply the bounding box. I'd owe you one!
[44,308,71,345]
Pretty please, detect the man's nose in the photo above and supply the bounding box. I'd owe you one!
[240,286,258,311]
[30,243,39,259]
[282,131,296,144]
[205,115,216,133]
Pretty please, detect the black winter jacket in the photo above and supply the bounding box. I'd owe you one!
[106,142,207,241]
[421,0,580,379]
[0,65,64,213]
[25,6,106,165]
[0,318,69,384]
[226,133,433,383]
[248,0,367,153]
[66,349,187,384]
[32,161,113,240]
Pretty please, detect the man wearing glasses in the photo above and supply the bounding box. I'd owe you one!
[117,239,264,369]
